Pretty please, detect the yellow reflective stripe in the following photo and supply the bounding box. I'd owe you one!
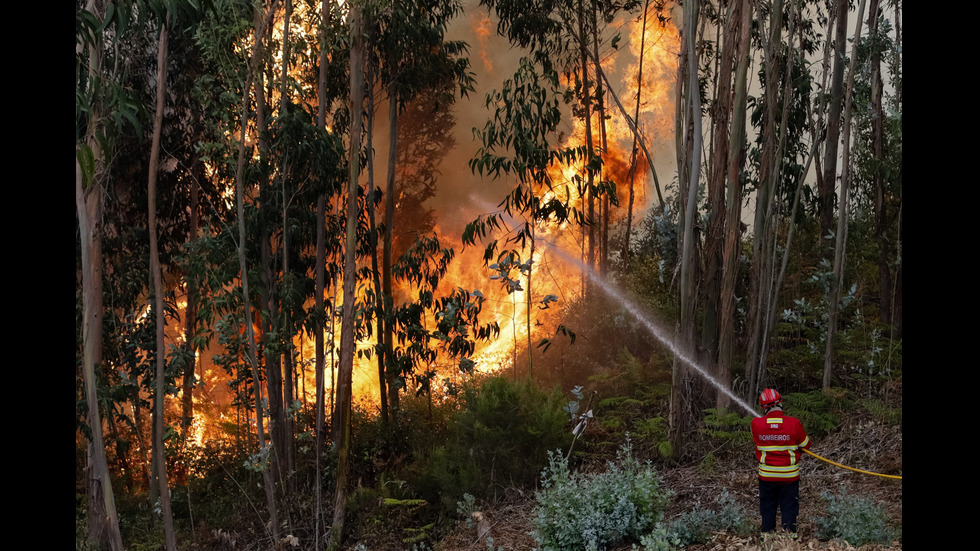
[766,417,783,423]
[800,436,810,447]
[759,469,800,478]
[758,445,800,451]
[759,463,801,472]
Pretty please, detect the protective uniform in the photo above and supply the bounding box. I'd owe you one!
[751,389,810,535]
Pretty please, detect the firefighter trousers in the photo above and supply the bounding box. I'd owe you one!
[759,479,800,533]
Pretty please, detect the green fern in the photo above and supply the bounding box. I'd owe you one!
[857,398,902,425]
[782,390,845,436]
[702,409,752,445]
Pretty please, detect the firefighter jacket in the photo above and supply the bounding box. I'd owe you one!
[751,409,810,482]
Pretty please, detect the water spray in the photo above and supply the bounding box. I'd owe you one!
[466,199,900,480]
[539,239,903,480]
[537,238,760,417]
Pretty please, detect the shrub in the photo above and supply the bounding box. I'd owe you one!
[637,524,681,551]
[814,487,894,546]
[417,376,571,511]
[662,490,752,546]
[533,439,670,551]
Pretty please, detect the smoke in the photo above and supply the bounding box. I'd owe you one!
[356,1,681,383]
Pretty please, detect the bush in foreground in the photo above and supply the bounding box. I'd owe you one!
[533,439,670,551]
[814,487,895,546]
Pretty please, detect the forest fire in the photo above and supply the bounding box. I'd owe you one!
[269,3,685,410]
[78,0,904,546]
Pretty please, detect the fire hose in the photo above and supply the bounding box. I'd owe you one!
[802,448,902,480]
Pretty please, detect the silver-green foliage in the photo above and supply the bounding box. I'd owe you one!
[662,490,752,546]
[533,440,670,551]
[814,488,894,546]
[637,524,681,551]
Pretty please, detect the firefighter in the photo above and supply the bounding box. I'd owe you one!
[751,388,810,539]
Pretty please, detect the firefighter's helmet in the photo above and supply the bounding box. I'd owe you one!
[759,388,783,409]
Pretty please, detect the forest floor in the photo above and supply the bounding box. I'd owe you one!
[163,396,903,551]
[433,412,903,551]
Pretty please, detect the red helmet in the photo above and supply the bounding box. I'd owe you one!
[759,388,782,409]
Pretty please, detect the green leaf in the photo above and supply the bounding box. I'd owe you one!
[76,144,96,189]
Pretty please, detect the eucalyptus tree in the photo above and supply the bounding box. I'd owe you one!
[702,0,753,411]
[853,0,902,340]
[819,0,849,239]
[145,6,179,548]
[368,0,474,422]
[469,0,639,375]
[77,0,158,546]
[332,1,365,544]
[76,4,126,547]
[737,0,822,396]
[225,0,283,534]
[670,0,702,454]
[823,0,867,389]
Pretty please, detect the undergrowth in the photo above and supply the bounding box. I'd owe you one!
[814,487,896,546]
[637,490,752,550]
[533,438,670,551]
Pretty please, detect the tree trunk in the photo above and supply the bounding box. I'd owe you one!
[147,21,178,551]
[622,0,650,267]
[578,0,596,279]
[824,0,867,389]
[234,1,280,536]
[181,157,200,444]
[365,54,390,425]
[592,0,609,277]
[77,2,124,546]
[77,160,125,551]
[757,0,803,381]
[671,0,701,456]
[745,0,785,396]
[707,0,752,411]
[867,0,895,337]
[383,64,400,421]
[332,2,365,545]
[314,3,331,544]
[702,0,742,399]
[819,0,848,239]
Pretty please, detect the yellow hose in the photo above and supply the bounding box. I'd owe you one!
[802,448,902,480]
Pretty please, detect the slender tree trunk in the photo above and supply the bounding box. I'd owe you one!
[78,3,125,547]
[757,0,801,379]
[78,160,125,551]
[147,21,178,551]
[181,158,200,444]
[706,0,750,410]
[281,0,298,484]
[671,0,701,455]
[578,0,596,279]
[314,3,331,545]
[824,0,867,389]
[592,0,610,277]
[819,0,848,239]
[333,3,365,544]
[745,0,785,396]
[383,67,400,421]
[234,1,280,536]
[526,226,535,376]
[365,55,390,425]
[702,0,741,395]
[867,0,894,335]
[622,0,650,267]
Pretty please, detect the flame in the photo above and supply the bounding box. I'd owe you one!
[178,4,681,436]
[472,12,495,73]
